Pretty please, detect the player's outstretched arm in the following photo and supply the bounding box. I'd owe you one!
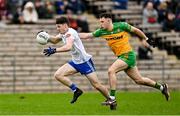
[43,37,73,56]
[36,30,61,44]
[131,26,156,47]
[79,33,94,39]
[130,26,149,41]
[130,26,151,47]
[56,36,73,52]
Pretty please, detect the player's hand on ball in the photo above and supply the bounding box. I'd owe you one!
[43,46,56,56]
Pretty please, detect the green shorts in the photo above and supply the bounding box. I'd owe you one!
[118,51,136,69]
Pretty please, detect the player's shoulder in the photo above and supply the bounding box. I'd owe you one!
[65,28,80,39]
[114,22,131,31]
[113,22,129,26]
[68,28,77,33]
[66,28,77,36]
[93,28,109,37]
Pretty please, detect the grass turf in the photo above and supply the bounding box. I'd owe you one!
[0,91,179,115]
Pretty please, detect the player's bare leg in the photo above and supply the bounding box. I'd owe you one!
[86,72,118,110]
[108,59,128,95]
[86,72,110,99]
[125,66,170,101]
[54,63,77,86]
[54,63,83,103]
[103,59,128,110]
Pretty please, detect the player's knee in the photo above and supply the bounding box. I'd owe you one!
[54,72,64,80]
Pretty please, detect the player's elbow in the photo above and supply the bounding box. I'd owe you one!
[51,41,58,44]
[133,28,141,34]
[49,39,59,44]
[54,39,60,44]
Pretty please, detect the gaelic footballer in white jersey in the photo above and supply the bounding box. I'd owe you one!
[59,28,92,64]
[42,16,110,104]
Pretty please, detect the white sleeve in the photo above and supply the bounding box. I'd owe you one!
[65,32,75,41]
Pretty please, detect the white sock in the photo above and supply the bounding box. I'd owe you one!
[160,85,164,91]
[72,89,76,92]
[110,96,115,100]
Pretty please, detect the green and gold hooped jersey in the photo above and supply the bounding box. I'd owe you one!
[92,22,133,56]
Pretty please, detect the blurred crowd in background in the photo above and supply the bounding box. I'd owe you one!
[0,0,180,60]
[0,0,89,32]
[140,0,180,60]
[0,0,180,32]
[142,0,180,32]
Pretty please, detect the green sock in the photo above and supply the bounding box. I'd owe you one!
[154,82,162,90]
[110,90,116,96]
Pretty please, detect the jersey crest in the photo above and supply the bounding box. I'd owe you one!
[66,34,71,38]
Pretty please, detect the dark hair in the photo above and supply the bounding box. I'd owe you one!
[56,17,69,25]
[99,13,112,19]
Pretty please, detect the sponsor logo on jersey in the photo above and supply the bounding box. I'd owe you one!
[105,35,124,41]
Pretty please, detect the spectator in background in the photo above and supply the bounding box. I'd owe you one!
[77,14,89,32]
[35,0,46,19]
[0,0,7,27]
[143,1,158,25]
[175,2,180,19]
[165,0,178,14]
[6,0,23,17]
[162,11,180,32]
[143,0,161,10]
[66,0,86,14]
[22,1,38,24]
[55,0,65,15]
[66,9,78,30]
[11,5,24,24]
[157,2,167,24]
[0,0,6,19]
[43,0,55,19]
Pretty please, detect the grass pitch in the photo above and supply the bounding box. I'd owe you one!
[0,91,179,115]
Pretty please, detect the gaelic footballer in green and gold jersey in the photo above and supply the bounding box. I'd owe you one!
[92,22,136,68]
[79,13,170,110]
[92,22,132,56]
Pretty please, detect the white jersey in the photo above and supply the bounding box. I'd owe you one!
[59,28,92,64]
